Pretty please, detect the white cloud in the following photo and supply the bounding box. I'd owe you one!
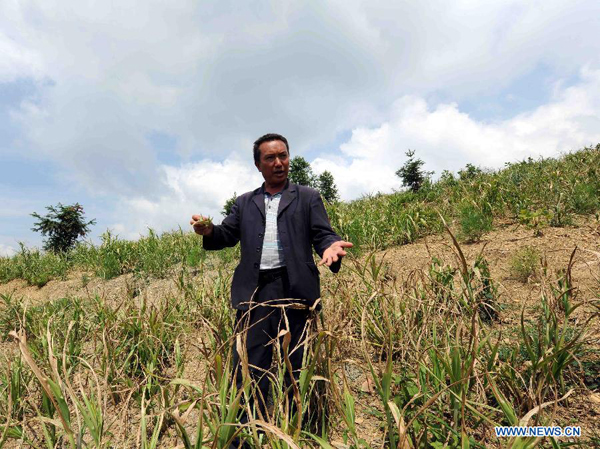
[0,33,43,82]
[0,243,17,257]
[2,0,600,241]
[4,0,599,199]
[108,66,600,238]
[108,155,263,238]
[312,66,600,200]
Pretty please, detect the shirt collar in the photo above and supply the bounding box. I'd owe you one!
[259,178,290,196]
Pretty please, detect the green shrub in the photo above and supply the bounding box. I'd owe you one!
[0,256,18,283]
[0,295,88,370]
[395,149,433,192]
[457,203,493,242]
[518,208,552,236]
[510,246,540,282]
[571,182,600,214]
[92,230,136,279]
[472,255,499,322]
[458,163,482,181]
[0,244,71,287]
[31,203,95,253]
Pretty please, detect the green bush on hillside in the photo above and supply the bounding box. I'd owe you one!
[31,203,96,254]
[395,149,434,192]
[0,243,71,287]
[457,202,493,243]
[510,246,540,282]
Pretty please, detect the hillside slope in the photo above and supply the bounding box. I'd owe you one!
[1,216,598,448]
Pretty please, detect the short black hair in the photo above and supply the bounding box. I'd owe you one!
[253,133,289,165]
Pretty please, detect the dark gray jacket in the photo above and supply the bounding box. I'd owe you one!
[203,180,342,309]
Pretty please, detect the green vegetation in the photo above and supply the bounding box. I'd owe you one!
[2,144,599,286]
[329,144,600,249]
[457,201,493,243]
[317,170,339,204]
[395,149,433,192]
[0,228,238,286]
[510,246,540,282]
[0,144,599,447]
[0,243,71,287]
[1,235,597,448]
[288,157,339,203]
[31,203,96,253]
[222,192,238,217]
[289,156,316,187]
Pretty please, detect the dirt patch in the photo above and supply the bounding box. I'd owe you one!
[376,217,599,315]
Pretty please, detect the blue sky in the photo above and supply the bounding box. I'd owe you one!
[1,0,600,256]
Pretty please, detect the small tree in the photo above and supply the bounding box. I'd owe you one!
[317,170,339,203]
[31,203,96,253]
[222,192,237,217]
[458,163,482,181]
[395,149,433,192]
[289,156,316,187]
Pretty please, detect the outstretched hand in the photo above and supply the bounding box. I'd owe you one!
[319,240,353,267]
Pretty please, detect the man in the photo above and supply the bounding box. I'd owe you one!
[191,133,352,438]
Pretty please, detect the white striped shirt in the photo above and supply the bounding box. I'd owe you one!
[260,192,286,269]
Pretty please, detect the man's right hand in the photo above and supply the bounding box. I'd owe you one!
[190,214,214,237]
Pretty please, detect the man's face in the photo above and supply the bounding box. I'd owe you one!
[256,140,289,186]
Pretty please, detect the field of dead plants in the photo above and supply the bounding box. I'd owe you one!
[1,146,599,448]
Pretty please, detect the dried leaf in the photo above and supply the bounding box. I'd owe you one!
[360,376,375,393]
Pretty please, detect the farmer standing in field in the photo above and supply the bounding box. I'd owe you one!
[191,133,352,440]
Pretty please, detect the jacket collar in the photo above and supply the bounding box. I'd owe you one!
[252,179,297,219]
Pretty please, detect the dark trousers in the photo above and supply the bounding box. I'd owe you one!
[232,267,312,423]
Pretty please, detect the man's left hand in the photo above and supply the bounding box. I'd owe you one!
[319,240,353,267]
